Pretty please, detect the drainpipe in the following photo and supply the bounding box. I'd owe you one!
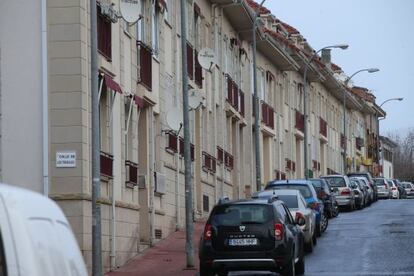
[149,108,155,246]
[175,125,182,230]
[41,0,49,196]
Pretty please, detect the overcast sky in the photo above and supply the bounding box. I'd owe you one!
[266,0,414,135]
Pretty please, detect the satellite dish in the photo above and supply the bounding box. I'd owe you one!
[188,89,204,109]
[120,0,141,23]
[166,107,182,131]
[198,48,216,70]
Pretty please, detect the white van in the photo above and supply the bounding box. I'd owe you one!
[0,184,87,276]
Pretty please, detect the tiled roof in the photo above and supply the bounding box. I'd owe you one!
[331,63,342,72]
[245,0,271,15]
[351,86,376,103]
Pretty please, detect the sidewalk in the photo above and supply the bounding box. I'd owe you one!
[106,222,205,276]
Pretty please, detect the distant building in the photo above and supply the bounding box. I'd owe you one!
[380,136,398,178]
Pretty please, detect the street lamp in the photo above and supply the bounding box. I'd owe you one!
[253,0,266,191]
[342,68,379,174]
[380,97,404,107]
[303,44,348,179]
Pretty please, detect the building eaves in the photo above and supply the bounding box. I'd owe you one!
[380,136,398,148]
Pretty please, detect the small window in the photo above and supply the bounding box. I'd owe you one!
[203,195,209,212]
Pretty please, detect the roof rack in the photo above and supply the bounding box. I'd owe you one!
[217,196,230,205]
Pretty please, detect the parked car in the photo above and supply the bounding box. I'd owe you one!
[393,179,407,199]
[349,179,366,209]
[321,175,356,211]
[309,178,339,218]
[387,179,400,199]
[199,196,305,276]
[374,178,391,199]
[354,177,374,204]
[347,172,377,201]
[253,189,317,253]
[0,183,88,276]
[266,180,327,236]
[401,182,414,198]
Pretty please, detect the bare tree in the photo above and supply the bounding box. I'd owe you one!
[387,130,414,182]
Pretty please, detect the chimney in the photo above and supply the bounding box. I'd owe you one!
[321,48,331,64]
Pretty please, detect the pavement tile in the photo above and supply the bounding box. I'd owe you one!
[106,222,205,276]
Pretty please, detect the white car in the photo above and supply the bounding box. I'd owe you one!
[0,184,87,276]
[387,180,400,199]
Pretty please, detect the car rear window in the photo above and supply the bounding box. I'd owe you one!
[374,179,385,186]
[310,180,322,192]
[323,177,346,187]
[272,185,312,199]
[403,183,411,188]
[277,195,298,209]
[211,204,273,226]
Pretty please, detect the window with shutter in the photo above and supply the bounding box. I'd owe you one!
[137,42,152,90]
[187,42,194,80]
[97,5,112,60]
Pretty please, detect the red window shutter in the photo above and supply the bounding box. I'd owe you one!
[227,75,233,104]
[261,102,267,123]
[179,137,184,156]
[166,132,178,152]
[138,42,152,91]
[292,162,296,172]
[97,6,112,60]
[232,82,239,109]
[100,151,114,178]
[212,158,216,173]
[195,50,203,87]
[268,107,274,129]
[281,173,286,180]
[187,42,194,80]
[240,91,245,116]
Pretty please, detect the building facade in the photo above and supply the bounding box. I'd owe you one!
[1,0,387,273]
[379,136,397,179]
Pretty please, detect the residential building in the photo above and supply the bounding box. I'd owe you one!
[1,0,386,273]
[379,136,398,178]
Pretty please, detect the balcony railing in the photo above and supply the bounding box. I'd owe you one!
[319,117,327,137]
[295,110,305,132]
[202,151,216,173]
[100,151,113,179]
[224,152,234,170]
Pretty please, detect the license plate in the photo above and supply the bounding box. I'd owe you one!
[228,238,258,246]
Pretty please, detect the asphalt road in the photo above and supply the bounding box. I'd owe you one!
[229,199,414,276]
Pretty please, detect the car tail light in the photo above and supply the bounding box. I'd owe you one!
[204,224,212,240]
[411,189,414,192]
[274,223,283,241]
[341,188,351,196]
[392,187,397,191]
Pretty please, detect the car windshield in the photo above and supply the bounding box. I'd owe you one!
[387,181,394,186]
[271,185,312,199]
[310,180,322,192]
[323,177,346,187]
[277,195,299,209]
[211,204,273,226]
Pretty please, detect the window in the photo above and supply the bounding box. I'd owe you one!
[97,5,112,60]
[136,0,145,42]
[211,205,273,226]
[163,0,172,24]
[124,97,134,160]
[203,195,209,212]
[151,0,159,57]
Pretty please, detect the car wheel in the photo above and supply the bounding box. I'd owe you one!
[305,238,313,253]
[315,223,321,237]
[321,214,328,232]
[281,250,295,276]
[199,264,214,276]
[295,246,305,275]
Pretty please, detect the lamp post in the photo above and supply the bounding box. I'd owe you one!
[303,44,348,179]
[342,68,379,174]
[377,97,403,176]
[253,0,266,191]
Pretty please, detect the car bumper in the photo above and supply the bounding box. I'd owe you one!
[336,197,353,206]
[377,192,390,198]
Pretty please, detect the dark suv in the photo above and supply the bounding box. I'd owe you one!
[199,197,305,276]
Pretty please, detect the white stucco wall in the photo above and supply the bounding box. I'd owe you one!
[0,0,43,192]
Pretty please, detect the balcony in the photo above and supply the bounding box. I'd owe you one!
[295,110,305,132]
[226,75,245,117]
[224,152,234,170]
[202,151,216,173]
[100,151,113,179]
